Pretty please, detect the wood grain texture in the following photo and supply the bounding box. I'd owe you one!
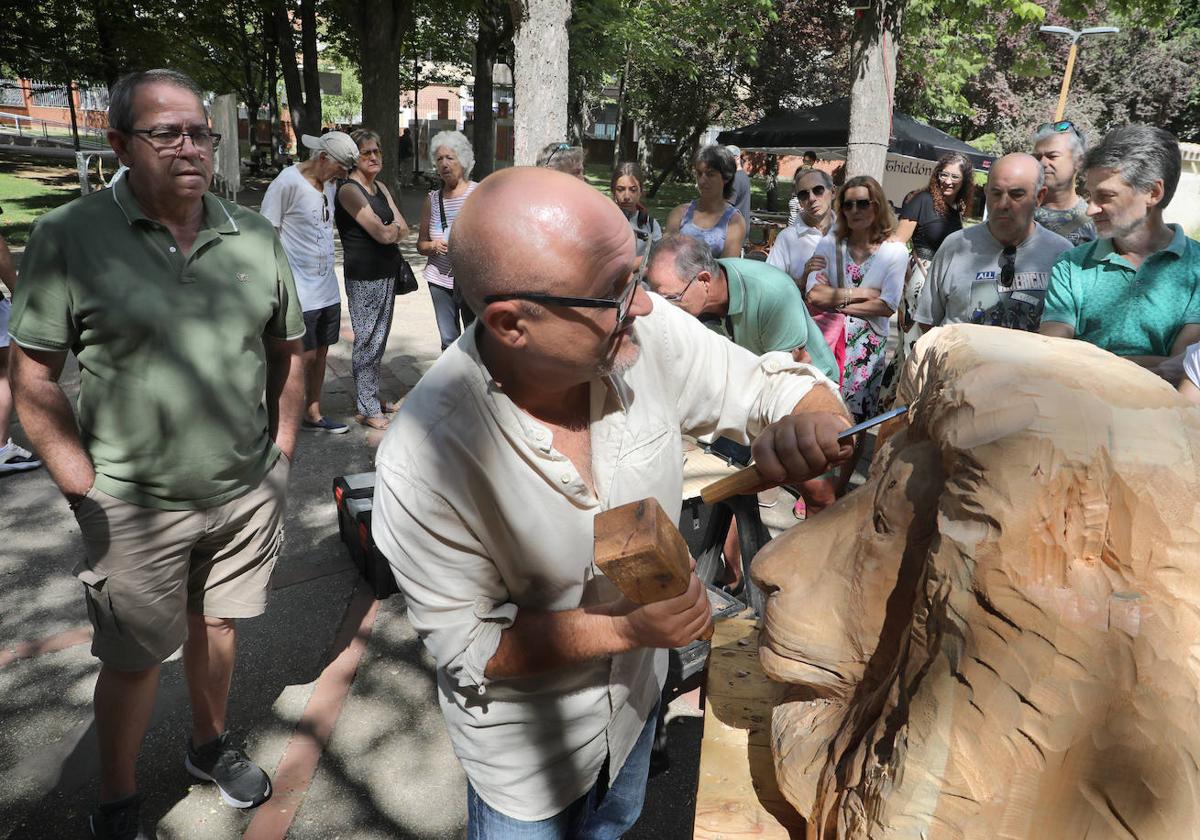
[753,324,1200,839]
[694,617,805,839]
[594,497,693,604]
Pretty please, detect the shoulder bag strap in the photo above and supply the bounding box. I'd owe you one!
[438,188,448,232]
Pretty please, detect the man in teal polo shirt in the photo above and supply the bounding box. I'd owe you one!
[1040,124,1200,373]
[646,232,842,540]
[645,232,838,380]
[9,69,305,839]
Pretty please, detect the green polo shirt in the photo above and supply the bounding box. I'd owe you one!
[1041,224,1200,357]
[10,174,305,510]
[712,258,839,381]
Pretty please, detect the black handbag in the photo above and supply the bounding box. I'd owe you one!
[395,253,418,295]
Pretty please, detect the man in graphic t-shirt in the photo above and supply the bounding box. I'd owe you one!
[261,131,359,434]
[916,154,1071,333]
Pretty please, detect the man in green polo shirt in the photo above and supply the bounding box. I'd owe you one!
[1040,124,1200,373]
[645,232,838,380]
[8,69,305,839]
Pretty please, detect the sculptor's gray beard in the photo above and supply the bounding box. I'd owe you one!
[597,330,641,377]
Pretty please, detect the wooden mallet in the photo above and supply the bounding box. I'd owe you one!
[593,497,714,641]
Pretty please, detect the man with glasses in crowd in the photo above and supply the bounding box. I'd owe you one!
[1040,124,1200,377]
[8,69,305,838]
[260,130,360,434]
[372,167,852,839]
[1032,120,1097,246]
[916,153,1071,333]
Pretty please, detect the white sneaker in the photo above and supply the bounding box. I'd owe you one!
[0,439,42,474]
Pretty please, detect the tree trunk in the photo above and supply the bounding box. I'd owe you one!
[508,0,571,165]
[611,49,629,170]
[299,0,321,134]
[473,0,509,178]
[846,0,902,182]
[354,0,408,198]
[272,1,307,156]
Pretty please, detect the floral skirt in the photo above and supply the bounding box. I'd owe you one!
[842,317,887,420]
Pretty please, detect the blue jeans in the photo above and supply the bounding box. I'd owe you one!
[466,705,658,839]
[429,282,475,351]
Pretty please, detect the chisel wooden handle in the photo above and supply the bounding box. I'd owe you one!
[698,406,909,505]
[700,465,764,505]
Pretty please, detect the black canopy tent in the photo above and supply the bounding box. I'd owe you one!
[716,98,994,171]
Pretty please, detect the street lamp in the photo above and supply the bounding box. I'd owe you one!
[1040,25,1120,121]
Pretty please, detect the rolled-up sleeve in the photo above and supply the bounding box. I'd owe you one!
[372,460,515,692]
[651,297,840,443]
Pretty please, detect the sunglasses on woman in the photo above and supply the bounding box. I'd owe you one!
[795,185,827,201]
[842,199,875,212]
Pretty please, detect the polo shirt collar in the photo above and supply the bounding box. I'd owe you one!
[110,170,239,235]
[718,260,745,316]
[1090,223,1185,266]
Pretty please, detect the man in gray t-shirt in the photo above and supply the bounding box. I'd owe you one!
[916,153,1072,333]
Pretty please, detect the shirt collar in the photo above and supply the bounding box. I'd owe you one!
[111,169,239,235]
[718,260,745,316]
[1090,223,1185,266]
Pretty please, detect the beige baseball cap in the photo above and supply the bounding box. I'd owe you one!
[301,131,359,169]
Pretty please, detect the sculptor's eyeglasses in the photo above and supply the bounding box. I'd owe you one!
[795,185,827,201]
[998,245,1017,288]
[483,249,646,323]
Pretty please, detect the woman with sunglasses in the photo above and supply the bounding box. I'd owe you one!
[418,130,479,351]
[666,144,746,258]
[610,162,662,257]
[883,153,975,400]
[805,176,907,423]
[769,167,835,286]
[334,128,411,430]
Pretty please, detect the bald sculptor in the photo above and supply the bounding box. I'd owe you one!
[371,167,853,837]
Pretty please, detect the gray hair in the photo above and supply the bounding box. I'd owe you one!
[649,232,719,287]
[695,144,738,200]
[792,166,833,195]
[109,69,206,134]
[429,130,475,178]
[1033,123,1087,172]
[1085,123,1182,207]
[536,142,585,174]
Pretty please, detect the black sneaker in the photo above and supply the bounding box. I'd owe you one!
[184,732,272,809]
[89,793,150,840]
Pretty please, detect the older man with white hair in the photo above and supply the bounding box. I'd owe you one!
[1032,120,1097,245]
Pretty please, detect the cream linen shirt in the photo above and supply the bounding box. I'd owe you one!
[372,295,837,820]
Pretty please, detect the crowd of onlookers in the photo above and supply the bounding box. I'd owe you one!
[4,63,1200,840]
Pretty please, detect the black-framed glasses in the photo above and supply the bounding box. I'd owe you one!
[483,277,639,322]
[129,127,221,151]
[1037,120,1084,141]
[795,185,827,201]
[998,245,1016,288]
[843,198,875,212]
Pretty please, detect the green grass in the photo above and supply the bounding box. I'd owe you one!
[0,161,80,245]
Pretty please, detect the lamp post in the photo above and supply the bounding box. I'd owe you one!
[1039,25,1119,121]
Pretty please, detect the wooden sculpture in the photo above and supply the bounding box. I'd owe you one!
[751,324,1200,840]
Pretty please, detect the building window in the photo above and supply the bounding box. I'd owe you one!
[437,98,449,120]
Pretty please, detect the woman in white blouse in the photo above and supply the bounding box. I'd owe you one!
[805,175,907,421]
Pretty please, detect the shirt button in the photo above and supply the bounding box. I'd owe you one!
[560,474,571,484]
[168,246,177,253]
[537,431,547,442]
